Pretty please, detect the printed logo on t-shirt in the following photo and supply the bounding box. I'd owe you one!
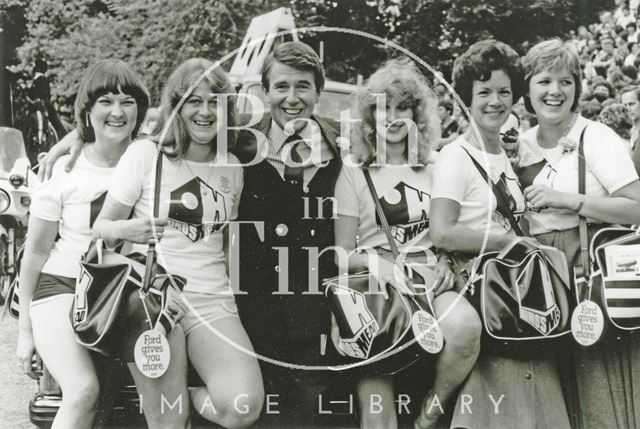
[376,181,430,244]
[168,177,227,242]
[89,191,107,228]
[492,173,525,232]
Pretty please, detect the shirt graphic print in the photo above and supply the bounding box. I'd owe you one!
[376,181,430,245]
[168,177,228,242]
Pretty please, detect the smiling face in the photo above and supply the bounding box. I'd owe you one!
[469,69,513,137]
[89,92,138,144]
[265,61,320,132]
[180,80,218,146]
[375,97,415,146]
[528,67,576,126]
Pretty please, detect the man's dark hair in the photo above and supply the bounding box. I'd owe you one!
[261,41,325,93]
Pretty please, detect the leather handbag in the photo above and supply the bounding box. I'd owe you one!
[576,127,640,333]
[70,149,186,361]
[323,168,442,375]
[461,238,575,342]
[460,148,576,348]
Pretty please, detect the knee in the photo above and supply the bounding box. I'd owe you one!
[439,303,482,356]
[144,394,190,429]
[214,393,264,429]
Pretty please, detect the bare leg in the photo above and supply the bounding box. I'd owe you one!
[357,375,397,429]
[31,295,99,429]
[128,325,190,429]
[188,317,264,429]
[415,291,481,429]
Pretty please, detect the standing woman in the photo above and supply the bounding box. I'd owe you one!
[15,60,190,429]
[429,40,571,428]
[92,58,264,428]
[334,58,481,429]
[519,39,640,428]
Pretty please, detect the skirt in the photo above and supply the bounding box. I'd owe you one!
[449,354,570,429]
[536,226,640,428]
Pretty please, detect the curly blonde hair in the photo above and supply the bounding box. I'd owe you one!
[352,58,440,165]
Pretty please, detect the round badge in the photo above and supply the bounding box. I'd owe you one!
[180,192,198,210]
[385,188,402,205]
[134,329,171,378]
[571,300,604,346]
[275,223,288,237]
[411,310,443,354]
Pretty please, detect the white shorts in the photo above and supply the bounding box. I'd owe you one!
[180,290,239,336]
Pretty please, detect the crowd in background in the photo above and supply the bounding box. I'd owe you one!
[435,0,640,170]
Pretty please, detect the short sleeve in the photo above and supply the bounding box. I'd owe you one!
[29,157,67,222]
[334,163,362,218]
[108,140,155,207]
[585,124,639,193]
[432,144,469,203]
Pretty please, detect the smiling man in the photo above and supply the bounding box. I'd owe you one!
[232,41,345,428]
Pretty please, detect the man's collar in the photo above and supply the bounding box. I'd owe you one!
[269,118,314,153]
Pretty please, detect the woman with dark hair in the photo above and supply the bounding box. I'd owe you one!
[92,58,264,428]
[429,40,571,428]
[16,60,189,429]
[334,58,481,429]
[520,38,640,428]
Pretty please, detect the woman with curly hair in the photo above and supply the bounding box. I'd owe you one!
[333,58,481,429]
[429,40,571,428]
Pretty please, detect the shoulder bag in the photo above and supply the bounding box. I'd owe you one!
[70,149,186,361]
[323,167,442,375]
[576,127,640,333]
[459,147,576,349]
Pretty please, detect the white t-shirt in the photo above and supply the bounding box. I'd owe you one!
[432,136,525,235]
[109,139,243,294]
[31,150,115,278]
[334,158,434,255]
[519,116,638,235]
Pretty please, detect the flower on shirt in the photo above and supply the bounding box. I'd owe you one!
[558,136,577,154]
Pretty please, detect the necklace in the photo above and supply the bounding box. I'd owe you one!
[183,159,214,195]
[537,113,578,149]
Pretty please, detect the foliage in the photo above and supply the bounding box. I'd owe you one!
[4,0,614,161]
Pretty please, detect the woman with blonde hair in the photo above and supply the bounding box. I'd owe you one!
[91,58,264,428]
[520,38,640,428]
[334,58,481,429]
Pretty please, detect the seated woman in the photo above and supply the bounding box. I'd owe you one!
[16,60,189,429]
[429,40,571,428]
[333,58,481,429]
[92,58,264,428]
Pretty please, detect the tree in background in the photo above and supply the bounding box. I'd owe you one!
[4,0,612,163]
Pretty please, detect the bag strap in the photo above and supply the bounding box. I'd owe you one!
[461,146,524,236]
[363,168,400,259]
[141,149,163,294]
[576,126,590,298]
